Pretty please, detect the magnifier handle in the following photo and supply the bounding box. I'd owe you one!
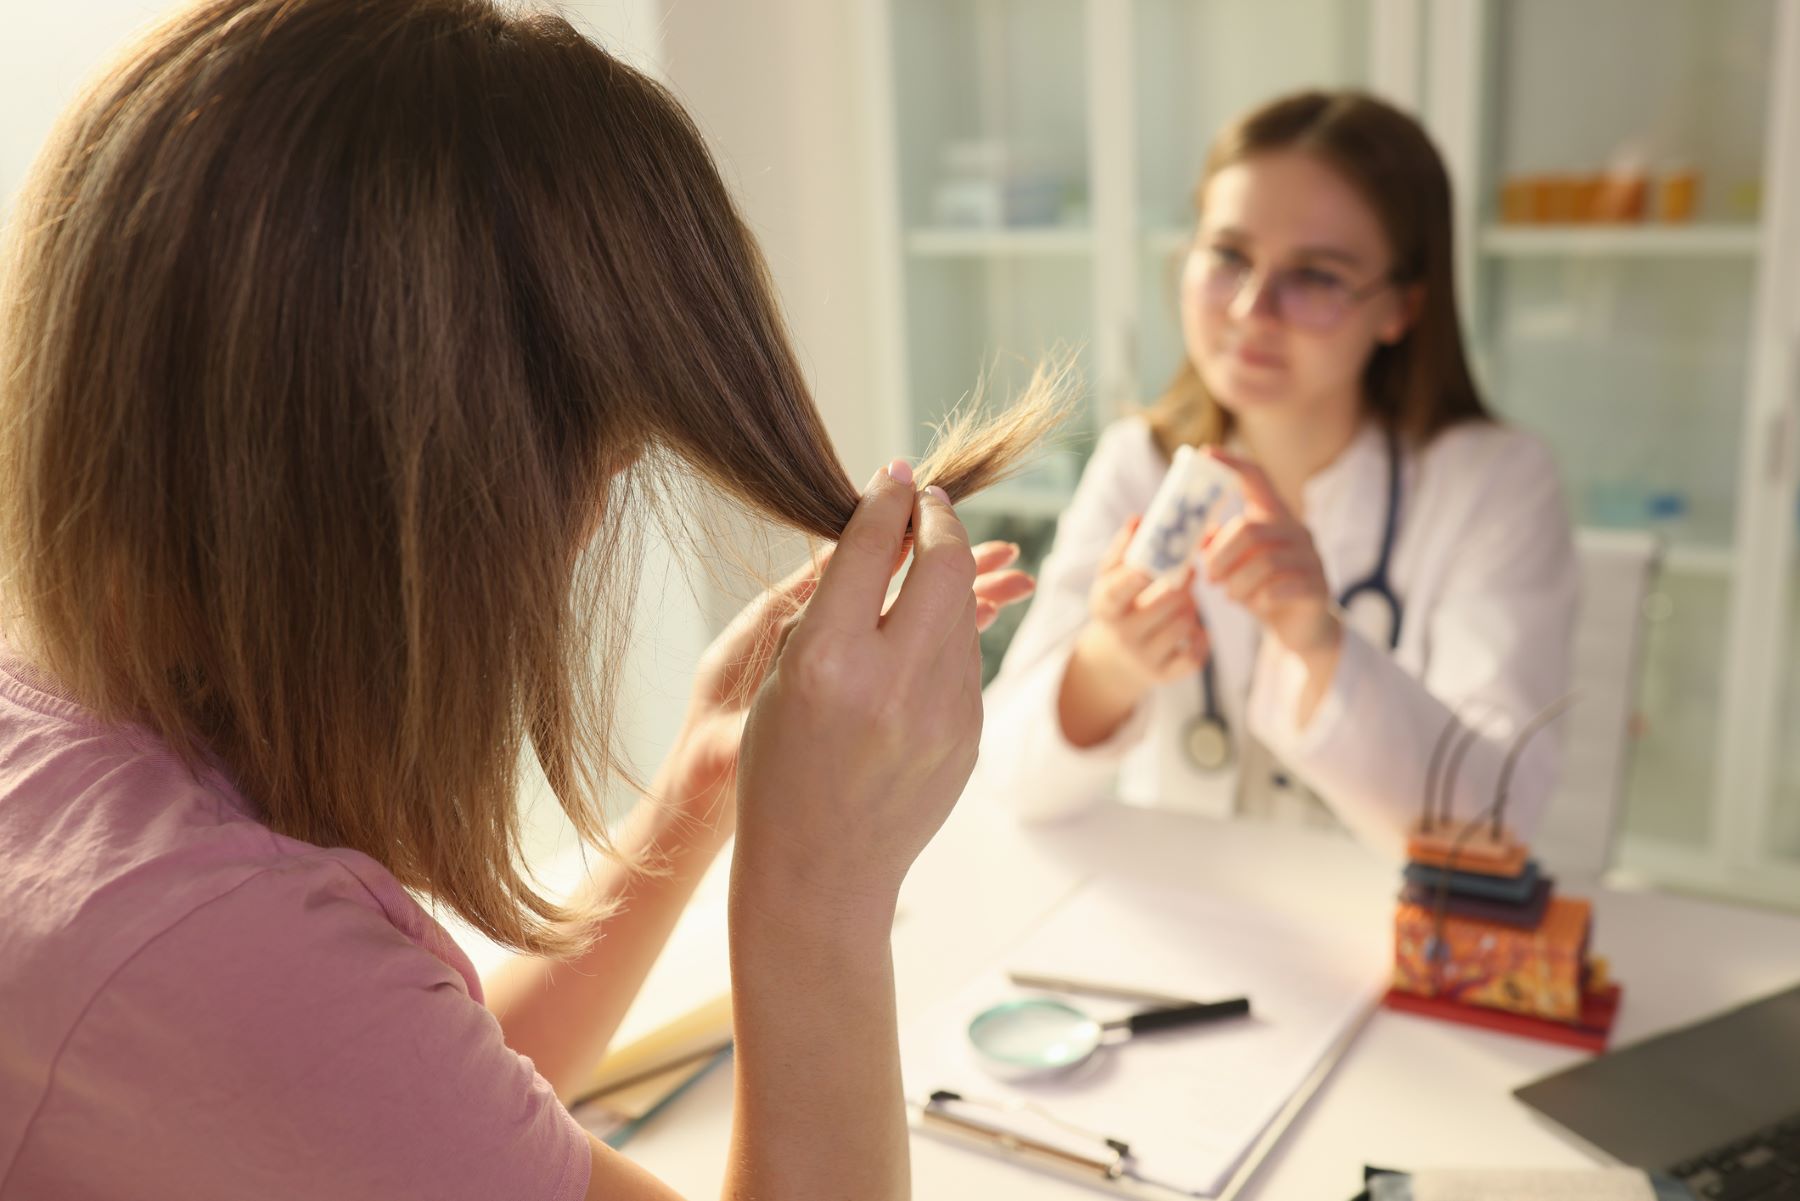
[1123,997,1250,1035]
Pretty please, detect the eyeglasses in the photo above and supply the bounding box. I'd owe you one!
[1192,243,1396,333]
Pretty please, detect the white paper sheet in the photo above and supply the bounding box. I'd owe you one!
[902,877,1386,1196]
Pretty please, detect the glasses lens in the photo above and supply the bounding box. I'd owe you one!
[1199,252,1246,309]
[1276,272,1351,331]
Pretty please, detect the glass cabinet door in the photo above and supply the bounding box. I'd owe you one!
[882,0,1385,676]
[1772,520,1800,858]
[1742,6,1800,897]
[1454,0,1780,861]
[883,0,1100,678]
[1133,0,1374,408]
[888,0,1095,509]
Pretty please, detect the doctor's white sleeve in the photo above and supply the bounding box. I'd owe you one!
[975,421,1160,823]
[1245,432,1578,861]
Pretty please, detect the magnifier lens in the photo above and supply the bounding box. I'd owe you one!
[969,999,1098,1070]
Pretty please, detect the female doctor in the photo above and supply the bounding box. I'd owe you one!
[979,91,1578,859]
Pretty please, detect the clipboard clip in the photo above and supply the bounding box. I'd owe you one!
[918,1089,1135,1182]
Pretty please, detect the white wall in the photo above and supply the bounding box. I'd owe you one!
[654,0,887,478]
[0,1,168,212]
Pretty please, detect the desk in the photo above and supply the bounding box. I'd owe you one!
[563,795,1800,1198]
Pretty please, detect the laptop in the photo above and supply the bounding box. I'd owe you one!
[1516,982,1800,1200]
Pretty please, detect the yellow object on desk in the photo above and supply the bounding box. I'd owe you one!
[578,992,732,1102]
[570,993,734,1148]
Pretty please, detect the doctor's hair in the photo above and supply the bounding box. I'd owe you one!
[1147,89,1489,457]
[0,0,1062,957]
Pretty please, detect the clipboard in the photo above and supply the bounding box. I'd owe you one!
[908,992,1376,1199]
[901,878,1389,1198]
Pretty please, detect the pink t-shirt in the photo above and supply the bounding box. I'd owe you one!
[0,651,590,1200]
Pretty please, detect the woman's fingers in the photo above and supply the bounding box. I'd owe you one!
[1136,563,1196,609]
[1098,516,1141,574]
[1231,541,1324,604]
[1142,609,1203,664]
[1120,587,1193,643]
[883,487,977,663]
[1204,448,1291,519]
[1223,552,1279,606]
[1264,577,1313,603]
[972,540,1021,574]
[973,570,1035,630]
[1224,548,1313,605]
[737,550,828,643]
[1236,570,1314,626]
[693,547,832,705]
[973,587,1034,632]
[973,569,1036,607]
[1204,514,1295,584]
[1092,562,1154,620]
[811,463,919,631]
[1112,565,1195,635]
[967,545,1037,632]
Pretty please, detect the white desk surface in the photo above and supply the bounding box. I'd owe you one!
[549,796,1800,1199]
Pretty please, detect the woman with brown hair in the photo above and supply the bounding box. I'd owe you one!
[0,1,1050,1198]
[981,91,1578,857]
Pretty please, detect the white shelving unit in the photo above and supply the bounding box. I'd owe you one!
[905,227,1095,257]
[1142,227,1193,257]
[1430,0,1800,902]
[1662,543,1739,578]
[862,0,1800,908]
[862,0,1397,498]
[1477,224,1763,257]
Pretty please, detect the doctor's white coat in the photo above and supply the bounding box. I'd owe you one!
[976,416,1579,861]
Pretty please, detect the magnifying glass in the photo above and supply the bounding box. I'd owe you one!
[967,996,1251,1079]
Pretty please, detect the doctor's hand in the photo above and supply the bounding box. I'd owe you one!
[1059,517,1209,747]
[1202,451,1343,672]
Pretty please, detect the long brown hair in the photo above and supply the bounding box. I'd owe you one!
[0,0,1059,954]
[1148,89,1488,456]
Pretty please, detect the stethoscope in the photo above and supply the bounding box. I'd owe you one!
[1183,428,1407,773]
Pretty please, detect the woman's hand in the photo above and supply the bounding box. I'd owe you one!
[1058,516,1209,747]
[663,536,1034,830]
[661,557,827,827]
[721,466,1000,1201]
[1202,449,1343,675]
[970,540,1036,630]
[732,463,986,922]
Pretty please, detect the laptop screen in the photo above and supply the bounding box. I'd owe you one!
[1515,982,1800,1166]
